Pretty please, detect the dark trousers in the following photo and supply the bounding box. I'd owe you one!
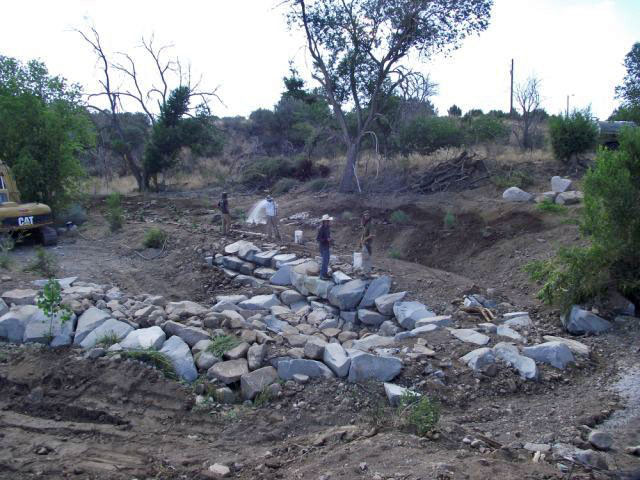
[319,244,330,278]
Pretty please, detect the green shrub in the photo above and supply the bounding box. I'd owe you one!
[26,246,57,277]
[309,178,329,192]
[390,210,411,224]
[272,177,299,194]
[443,211,456,229]
[397,116,464,154]
[536,198,568,215]
[526,127,640,309]
[143,228,167,249]
[548,110,598,162]
[466,114,510,144]
[105,192,124,232]
[397,392,440,437]
[36,278,71,341]
[207,335,240,358]
[388,248,402,259]
[491,170,533,189]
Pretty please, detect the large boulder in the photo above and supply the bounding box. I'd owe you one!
[0,305,40,343]
[120,326,166,350]
[542,335,590,356]
[272,253,297,269]
[73,307,112,345]
[497,325,526,343]
[2,288,38,306]
[493,342,538,380]
[293,260,320,276]
[23,309,77,346]
[415,315,452,328]
[551,176,572,193]
[449,328,490,346]
[351,334,395,351]
[165,301,209,318]
[277,359,335,380]
[348,353,402,382]
[253,250,279,267]
[502,312,533,328]
[239,294,281,311]
[240,366,278,400]
[304,337,327,360]
[555,191,583,205]
[280,290,304,306]
[522,341,575,369]
[359,276,391,308]
[502,187,533,202]
[208,359,249,384]
[328,279,367,310]
[561,306,612,335]
[237,242,261,262]
[247,343,266,370]
[221,256,245,271]
[0,298,8,317]
[460,348,496,371]
[393,301,435,330]
[332,271,352,285]
[254,267,276,280]
[375,292,407,316]
[304,276,334,299]
[215,294,248,305]
[159,335,198,382]
[323,343,351,377]
[290,270,308,295]
[270,265,293,286]
[80,319,134,349]
[358,309,388,327]
[224,240,253,255]
[163,321,211,347]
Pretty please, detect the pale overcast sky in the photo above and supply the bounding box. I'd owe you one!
[1,0,638,119]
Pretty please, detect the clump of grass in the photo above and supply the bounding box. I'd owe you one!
[253,387,272,408]
[207,335,240,358]
[388,248,402,259]
[96,332,120,347]
[25,246,57,277]
[443,211,456,229]
[143,228,167,249]
[536,198,568,215]
[105,192,124,232]
[491,170,534,189]
[0,235,15,269]
[390,210,411,224]
[272,178,299,194]
[397,392,440,437]
[118,350,177,380]
[309,178,329,192]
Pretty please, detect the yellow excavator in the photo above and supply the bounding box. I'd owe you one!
[0,160,57,245]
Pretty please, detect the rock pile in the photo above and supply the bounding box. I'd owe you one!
[502,176,584,205]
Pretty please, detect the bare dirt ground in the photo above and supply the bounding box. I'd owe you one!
[1,182,639,479]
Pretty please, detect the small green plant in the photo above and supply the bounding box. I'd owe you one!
[118,350,177,379]
[309,178,329,192]
[253,387,272,408]
[0,235,15,269]
[397,392,440,437]
[536,198,568,215]
[36,279,71,341]
[388,248,402,259]
[390,210,411,224]
[207,335,240,358]
[443,211,456,229]
[232,207,246,222]
[105,192,124,232]
[96,332,120,347]
[26,246,57,277]
[272,177,299,194]
[143,228,167,249]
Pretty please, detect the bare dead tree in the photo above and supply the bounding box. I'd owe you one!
[513,77,543,150]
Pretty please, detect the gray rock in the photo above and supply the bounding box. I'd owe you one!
[588,430,613,451]
[502,186,533,202]
[163,321,210,347]
[358,309,388,327]
[277,358,335,380]
[378,320,401,337]
[542,335,590,355]
[272,253,297,268]
[247,343,266,370]
[73,307,112,345]
[318,317,339,330]
[221,255,245,271]
[561,306,612,335]
[293,260,320,276]
[497,325,526,343]
[215,294,247,304]
[351,334,395,351]
[264,315,298,334]
[463,295,483,307]
[359,276,391,308]
[2,288,38,306]
[332,271,352,285]
[555,190,583,205]
[254,267,277,280]
[232,274,263,288]
[449,328,490,346]
[165,301,209,318]
[224,342,250,360]
[493,342,538,380]
[239,294,281,311]
[304,276,334,299]
[208,359,249,384]
[280,290,304,305]
[270,265,293,286]
[32,276,77,289]
[86,347,106,359]
[80,318,134,349]
[253,250,279,266]
[323,343,351,377]
[503,313,533,328]
[461,348,496,371]
[0,298,8,317]
[524,443,551,453]
[522,341,575,369]
[393,301,435,330]
[236,241,261,261]
[395,324,439,341]
[307,309,328,324]
[384,383,419,407]
[290,270,308,295]
[478,322,497,333]
[120,326,166,350]
[328,279,367,310]
[304,337,327,360]
[415,315,452,328]
[375,291,407,316]
[196,351,220,371]
[22,309,76,345]
[157,335,197,382]
[551,176,572,193]
[241,366,278,400]
[238,261,256,275]
[348,353,402,382]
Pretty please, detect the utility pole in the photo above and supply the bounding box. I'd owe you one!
[510,59,514,116]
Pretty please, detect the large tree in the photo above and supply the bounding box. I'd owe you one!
[616,42,640,107]
[287,0,493,192]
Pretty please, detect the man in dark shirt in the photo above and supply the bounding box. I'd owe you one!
[218,192,230,236]
[317,214,333,280]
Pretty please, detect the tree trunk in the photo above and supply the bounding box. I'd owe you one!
[339,142,360,193]
[123,153,145,192]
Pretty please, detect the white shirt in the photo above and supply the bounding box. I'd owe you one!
[265,199,277,217]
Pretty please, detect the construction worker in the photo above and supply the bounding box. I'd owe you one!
[317,214,333,280]
[218,192,231,236]
[360,210,374,277]
[265,195,281,240]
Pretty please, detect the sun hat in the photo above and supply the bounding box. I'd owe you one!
[321,214,333,221]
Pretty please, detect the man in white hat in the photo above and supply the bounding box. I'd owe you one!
[265,195,281,240]
[317,214,333,280]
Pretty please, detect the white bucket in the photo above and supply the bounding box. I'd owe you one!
[294,230,303,244]
[353,252,362,269]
